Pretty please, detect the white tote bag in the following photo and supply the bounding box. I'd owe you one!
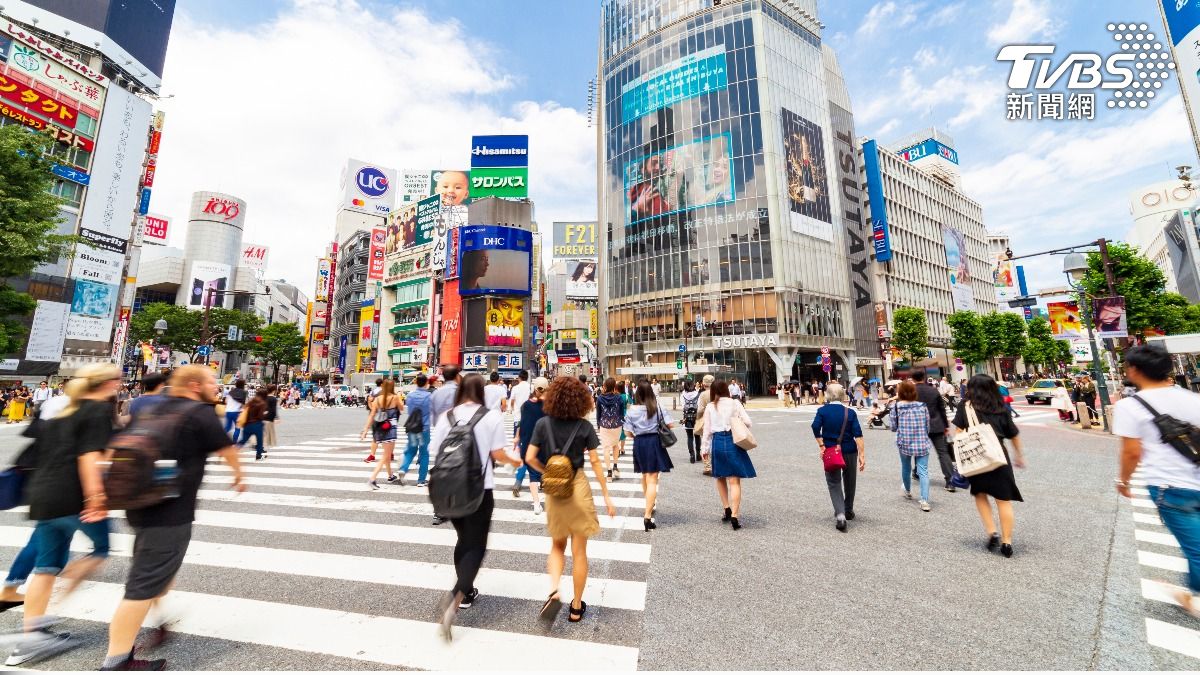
[729,401,757,450]
[952,403,1009,477]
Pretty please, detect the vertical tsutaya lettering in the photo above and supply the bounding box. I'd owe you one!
[834,128,871,309]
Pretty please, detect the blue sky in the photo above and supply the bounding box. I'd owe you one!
[163,0,1195,296]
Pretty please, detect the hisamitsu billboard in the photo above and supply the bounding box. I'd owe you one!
[470,134,529,168]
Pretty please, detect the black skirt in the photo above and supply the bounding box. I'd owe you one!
[967,444,1023,502]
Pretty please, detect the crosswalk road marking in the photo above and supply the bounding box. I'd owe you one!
[1146,618,1200,661]
[1127,486,1200,666]
[0,416,655,670]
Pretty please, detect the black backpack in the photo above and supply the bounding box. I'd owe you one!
[1132,395,1200,466]
[427,407,490,518]
[103,398,192,510]
[403,408,424,434]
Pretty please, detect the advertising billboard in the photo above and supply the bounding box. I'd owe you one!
[1047,301,1084,340]
[25,300,71,363]
[358,299,375,346]
[441,279,462,366]
[552,222,597,258]
[415,195,440,247]
[470,166,529,199]
[141,213,169,245]
[315,258,332,302]
[5,39,106,108]
[78,85,152,239]
[185,261,231,308]
[994,256,1015,288]
[485,297,524,347]
[942,226,976,312]
[74,228,126,285]
[897,138,959,165]
[470,135,529,168]
[1162,0,1200,152]
[1094,296,1129,339]
[458,224,533,296]
[15,0,177,79]
[430,169,471,206]
[65,278,117,341]
[386,202,417,255]
[565,259,598,298]
[342,159,396,216]
[337,335,348,373]
[367,228,385,281]
[781,108,832,239]
[445,226,462,280]
[432,204,465,272]
[399,170,429,203]
[384,248,431,286]
[1165,211,1200,303]
[0,72,80,128]
[240,244,269,275]
[620,45,728,122]
[625,132,734,225]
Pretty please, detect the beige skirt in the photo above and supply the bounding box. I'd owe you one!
[263,420,277,447]
[598,425,622,450]
[545,470,600,540]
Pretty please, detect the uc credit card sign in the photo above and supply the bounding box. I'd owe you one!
[470,135,528,168]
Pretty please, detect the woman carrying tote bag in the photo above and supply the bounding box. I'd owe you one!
[951,374,1026,558]
[701,380,756,530]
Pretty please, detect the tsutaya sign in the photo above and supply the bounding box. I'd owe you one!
[712,334,779,349]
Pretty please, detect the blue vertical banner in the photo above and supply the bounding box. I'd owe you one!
[138,187,151,215]
[337,335,348,373]
[861,140,893,263]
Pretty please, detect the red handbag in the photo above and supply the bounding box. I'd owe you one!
[822,408,850,472]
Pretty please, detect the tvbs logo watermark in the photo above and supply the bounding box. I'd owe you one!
[997,22,1175,121]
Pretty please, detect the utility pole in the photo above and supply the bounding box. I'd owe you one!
[1097,238,1118,296]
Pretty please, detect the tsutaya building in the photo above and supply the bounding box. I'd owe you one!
[597,0,874,394]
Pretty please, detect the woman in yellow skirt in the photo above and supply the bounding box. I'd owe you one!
[524,376,616,625]
[6,388,28,424]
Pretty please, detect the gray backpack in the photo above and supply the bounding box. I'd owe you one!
[428,407,490,519]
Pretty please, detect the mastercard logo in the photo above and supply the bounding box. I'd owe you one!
[352,198,366,207]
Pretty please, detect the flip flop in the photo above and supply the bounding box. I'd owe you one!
[538,592,562,625]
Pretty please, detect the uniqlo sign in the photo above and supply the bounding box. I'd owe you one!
[142,214,169,244]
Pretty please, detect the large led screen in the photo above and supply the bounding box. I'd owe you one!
[458,225,533,296]
[624,132,734,225]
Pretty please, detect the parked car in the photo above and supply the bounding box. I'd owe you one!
[1025,378,1066,404]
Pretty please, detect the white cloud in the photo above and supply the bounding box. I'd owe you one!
[913,46,940,68]
[857,1,921,38]
[876,117,902,138]
[150,0,594,293]
[986,0,1059,47]
[929,2,966,27]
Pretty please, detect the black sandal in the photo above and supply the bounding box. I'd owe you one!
[568,600,587,622]
[539,592,562,624]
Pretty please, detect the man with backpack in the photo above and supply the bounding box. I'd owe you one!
[99,365,245,671]
[397,375,433,487]
[1114,344,1200,619]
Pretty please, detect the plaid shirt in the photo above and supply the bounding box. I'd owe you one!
[889,401,932,456]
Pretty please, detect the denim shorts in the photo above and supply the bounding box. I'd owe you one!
[30,515,81,575]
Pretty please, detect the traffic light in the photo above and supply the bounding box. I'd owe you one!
[254,335,263,343]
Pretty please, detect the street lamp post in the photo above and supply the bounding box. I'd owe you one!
[1063,252,1112,431]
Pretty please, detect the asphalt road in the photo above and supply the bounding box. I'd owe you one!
[0,398,1192,670]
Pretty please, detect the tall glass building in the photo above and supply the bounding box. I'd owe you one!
[598,0,876,394]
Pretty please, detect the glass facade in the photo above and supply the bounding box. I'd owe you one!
[599,0,856,392]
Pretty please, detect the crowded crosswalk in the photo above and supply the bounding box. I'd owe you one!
[0,408,649,670]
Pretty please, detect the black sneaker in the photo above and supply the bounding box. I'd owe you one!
[101,652,167,671]
[432,515,447,526]
[845,510,856,521]
[458,587,479,608]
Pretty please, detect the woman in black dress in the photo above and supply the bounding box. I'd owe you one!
[952,374,1026,558]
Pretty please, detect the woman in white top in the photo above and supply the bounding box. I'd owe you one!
[623,381,675,531]
[701,379,756,530]
[428,373,523,641]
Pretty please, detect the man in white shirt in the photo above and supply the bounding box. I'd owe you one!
[729,379,743,402]
[651,378,662,400]
[508,370,532,432]
[483,371,508,412]
[1115,344,1200,616]
[30,381,52,416]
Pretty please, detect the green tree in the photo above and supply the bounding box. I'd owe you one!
[0,124,73,354]
[1078,242,1200,335]
[1022,317,1059,372]
[253,322,306,382]
[128,303,263,363]
[981,312,1028,375]
[891,307,929,366]
[947,310,988,370]
[1054,339,1073,371]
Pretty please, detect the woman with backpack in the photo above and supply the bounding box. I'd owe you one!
[623,380,675,531]
[523,376,616,625]
[362,379,404,490]
[701,379,756,530]
[595,378,625,481]
[680,380,702,463]
[951,374,1025,558]
[429,374,523,641]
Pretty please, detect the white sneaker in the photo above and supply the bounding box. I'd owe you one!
[533,502,543,515]
[920,500,931,512]
[5,630,72,666]
[902,486,912,500]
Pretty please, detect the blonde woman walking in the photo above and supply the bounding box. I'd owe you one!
[362,380,404,490]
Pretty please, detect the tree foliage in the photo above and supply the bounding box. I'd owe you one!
[128,303,263,363]
[981,312,1028,359]
[891,307,929,365]
[1022,317,1059,370]
[252,322,306,382]
[1078,242,1200,335]
[947,311,988,368]
[0,124,71,354]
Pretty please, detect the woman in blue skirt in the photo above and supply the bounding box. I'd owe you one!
[701,380,755,530]
[623,380,675,531]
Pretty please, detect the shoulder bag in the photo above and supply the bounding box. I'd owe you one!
[821,407,849,472]
[1131,395,1200,466]
[952,403,1009,477]
[656,408,678,448]
[730,400,757,450]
